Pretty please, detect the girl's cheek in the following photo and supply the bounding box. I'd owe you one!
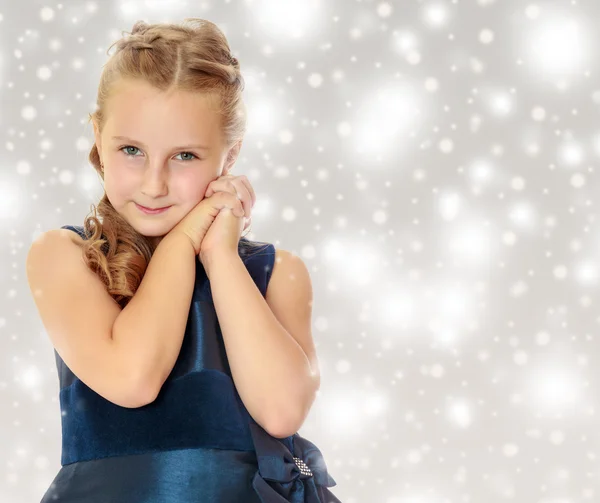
[178,174,213,199]
[105,175,138,203]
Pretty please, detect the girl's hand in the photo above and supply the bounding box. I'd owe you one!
[203,174,255,232]
[198,175,256,265]
[168,191,245,255]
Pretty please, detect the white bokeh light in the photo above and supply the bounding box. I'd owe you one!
[0,177,24,219]
[323,239,381,286]
[375,288,416,330]
[246,95,281,137]
[523,11,591,79]
[247,0,323,39]
[117,0,187,19]
[484,90,515,117]
[558,141,585,167]
[573,259,599,285]
[436,285,472,321]
[423,3,449,28]
[352,83,423,159]
[393,30,418,53]
[443,219,493,266]
[321,391,363,435]
[526,360,585,415]
[18,365,43,389]
[447,399,473,428]
[437,191,462,222]
[468,159,495,184]
[508,201,537,230]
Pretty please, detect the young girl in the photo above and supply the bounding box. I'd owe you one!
[26,18,341,503]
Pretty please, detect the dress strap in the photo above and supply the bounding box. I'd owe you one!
[61,225,87,240]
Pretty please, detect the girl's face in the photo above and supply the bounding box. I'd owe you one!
[93,78,239,247]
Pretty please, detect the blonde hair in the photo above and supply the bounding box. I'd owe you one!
[80,18,267,308]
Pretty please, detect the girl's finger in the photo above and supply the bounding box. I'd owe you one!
[204,178,233,199]
[243,215,252,231]
[236,176,255,209]
[231,178,253,217]
[211,175,255,209]
[205,175,255,218]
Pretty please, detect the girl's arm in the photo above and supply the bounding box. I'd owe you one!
[113,231,196,401]
[203,250,319,438]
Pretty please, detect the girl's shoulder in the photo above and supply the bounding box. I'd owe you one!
[60,225,86,248]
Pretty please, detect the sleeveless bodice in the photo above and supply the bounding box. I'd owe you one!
[39,224,341,503]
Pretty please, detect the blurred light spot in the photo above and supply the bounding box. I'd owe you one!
[448,400,473,428]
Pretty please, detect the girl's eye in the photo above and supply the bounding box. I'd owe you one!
[121,146,141,157]
[175,152,198,161]
[119,146,198,162]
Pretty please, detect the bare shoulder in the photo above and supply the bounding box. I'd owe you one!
[273,248,304,266]
[58,228,85,247]
[26,229,87,290]
[267,248,310,292]
[267,248,313,310]
[29,228,84,255]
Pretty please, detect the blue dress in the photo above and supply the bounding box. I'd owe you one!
[40,224,341,503]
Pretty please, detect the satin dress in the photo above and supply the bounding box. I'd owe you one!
[40,224,341,503]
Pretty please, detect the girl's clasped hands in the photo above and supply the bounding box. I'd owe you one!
[169,174,256,267]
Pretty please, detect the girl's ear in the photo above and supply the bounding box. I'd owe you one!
[222,140,242,174]
[92,120,103,161]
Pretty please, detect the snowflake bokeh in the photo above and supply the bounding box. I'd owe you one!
[1,0,599,502]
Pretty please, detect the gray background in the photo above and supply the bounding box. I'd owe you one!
[2,0,599,502]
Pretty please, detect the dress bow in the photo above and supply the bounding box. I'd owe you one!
[248,421,342,503]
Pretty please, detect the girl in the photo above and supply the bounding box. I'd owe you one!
[26,18,341,503]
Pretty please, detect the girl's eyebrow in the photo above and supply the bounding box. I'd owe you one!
[111,135,210,151]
